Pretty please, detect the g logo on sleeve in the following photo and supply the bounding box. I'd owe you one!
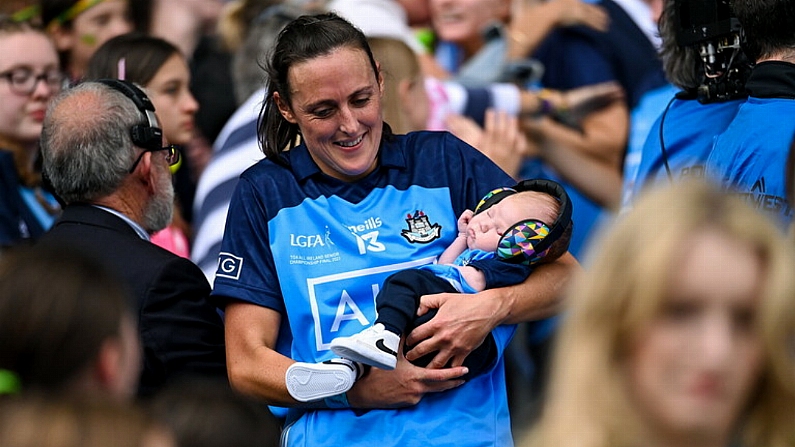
[217,252,244,280]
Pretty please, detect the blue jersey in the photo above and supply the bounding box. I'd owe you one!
[213,131,517,447]
[0,149,59,246]
[706,62,795,227]
[622,83,676,209]
[625,95,743,208]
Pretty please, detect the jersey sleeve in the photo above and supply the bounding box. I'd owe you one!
[211,174,285,314]
[469,258,534,289]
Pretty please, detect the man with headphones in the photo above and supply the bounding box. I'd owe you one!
[37,79,227,397]
[283,179,573,403]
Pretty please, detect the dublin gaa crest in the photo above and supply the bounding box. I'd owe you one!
[401,210,441,243]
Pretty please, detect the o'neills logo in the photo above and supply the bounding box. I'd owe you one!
[401,210,441,244]
[348,217,384,255]
[347,217,383,234]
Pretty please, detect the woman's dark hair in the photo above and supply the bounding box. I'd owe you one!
[0,243,132,392]
[658,0,703,90]
[731,0,795,61]
[129,0,152,33]
[258,12,387,164]
[85,32,180,85]
[40,0,80,72]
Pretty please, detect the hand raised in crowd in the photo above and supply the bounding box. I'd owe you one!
[507,0,609,59]
[521,81,627,210]
[528,81,624,129]
[550,0,610,30]
[446,109,533,179]
[559,81,625,126]
[444,113,484,149]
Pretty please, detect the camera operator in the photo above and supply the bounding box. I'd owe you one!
[622,0,752,209]
[704,0,795,227]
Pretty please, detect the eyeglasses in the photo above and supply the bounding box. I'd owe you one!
[128,145,181,174]
[0,68,65,95]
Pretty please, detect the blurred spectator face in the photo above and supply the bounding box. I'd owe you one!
[0,30,61,146]
[142,426,178,447]
[145,53,199,146]
[430,0,508,48]
[400,76,430,131]
[55,0,132,77]
[188,0,225,28]
[155,0,225,29]
[626,228,764,441]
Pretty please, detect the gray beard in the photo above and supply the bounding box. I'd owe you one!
[142,166,174,233]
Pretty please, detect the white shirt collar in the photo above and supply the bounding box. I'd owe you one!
[92,205,150,241]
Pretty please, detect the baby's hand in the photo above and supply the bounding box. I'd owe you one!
[457,210,474,235]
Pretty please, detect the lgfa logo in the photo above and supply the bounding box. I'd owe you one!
[290,226,335,248]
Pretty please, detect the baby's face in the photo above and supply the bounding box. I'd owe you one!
[466,193,557,252]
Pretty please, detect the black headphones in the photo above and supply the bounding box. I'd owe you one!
[473,179,572,265]
[95,79,163,151]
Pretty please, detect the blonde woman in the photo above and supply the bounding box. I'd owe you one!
[524,180,795,447]
[0,396,175,447]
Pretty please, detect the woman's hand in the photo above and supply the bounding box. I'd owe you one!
[347,340,468,408]
[506,0,609,59]
[551,0,610,30]
[403,291,502,369]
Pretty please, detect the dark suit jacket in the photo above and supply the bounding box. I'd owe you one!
[37,204,227,396]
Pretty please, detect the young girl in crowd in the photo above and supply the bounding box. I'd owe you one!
[0,18,63,247]
[525,180,795,447]
[40,0,133,82]
[85,32,200,257]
